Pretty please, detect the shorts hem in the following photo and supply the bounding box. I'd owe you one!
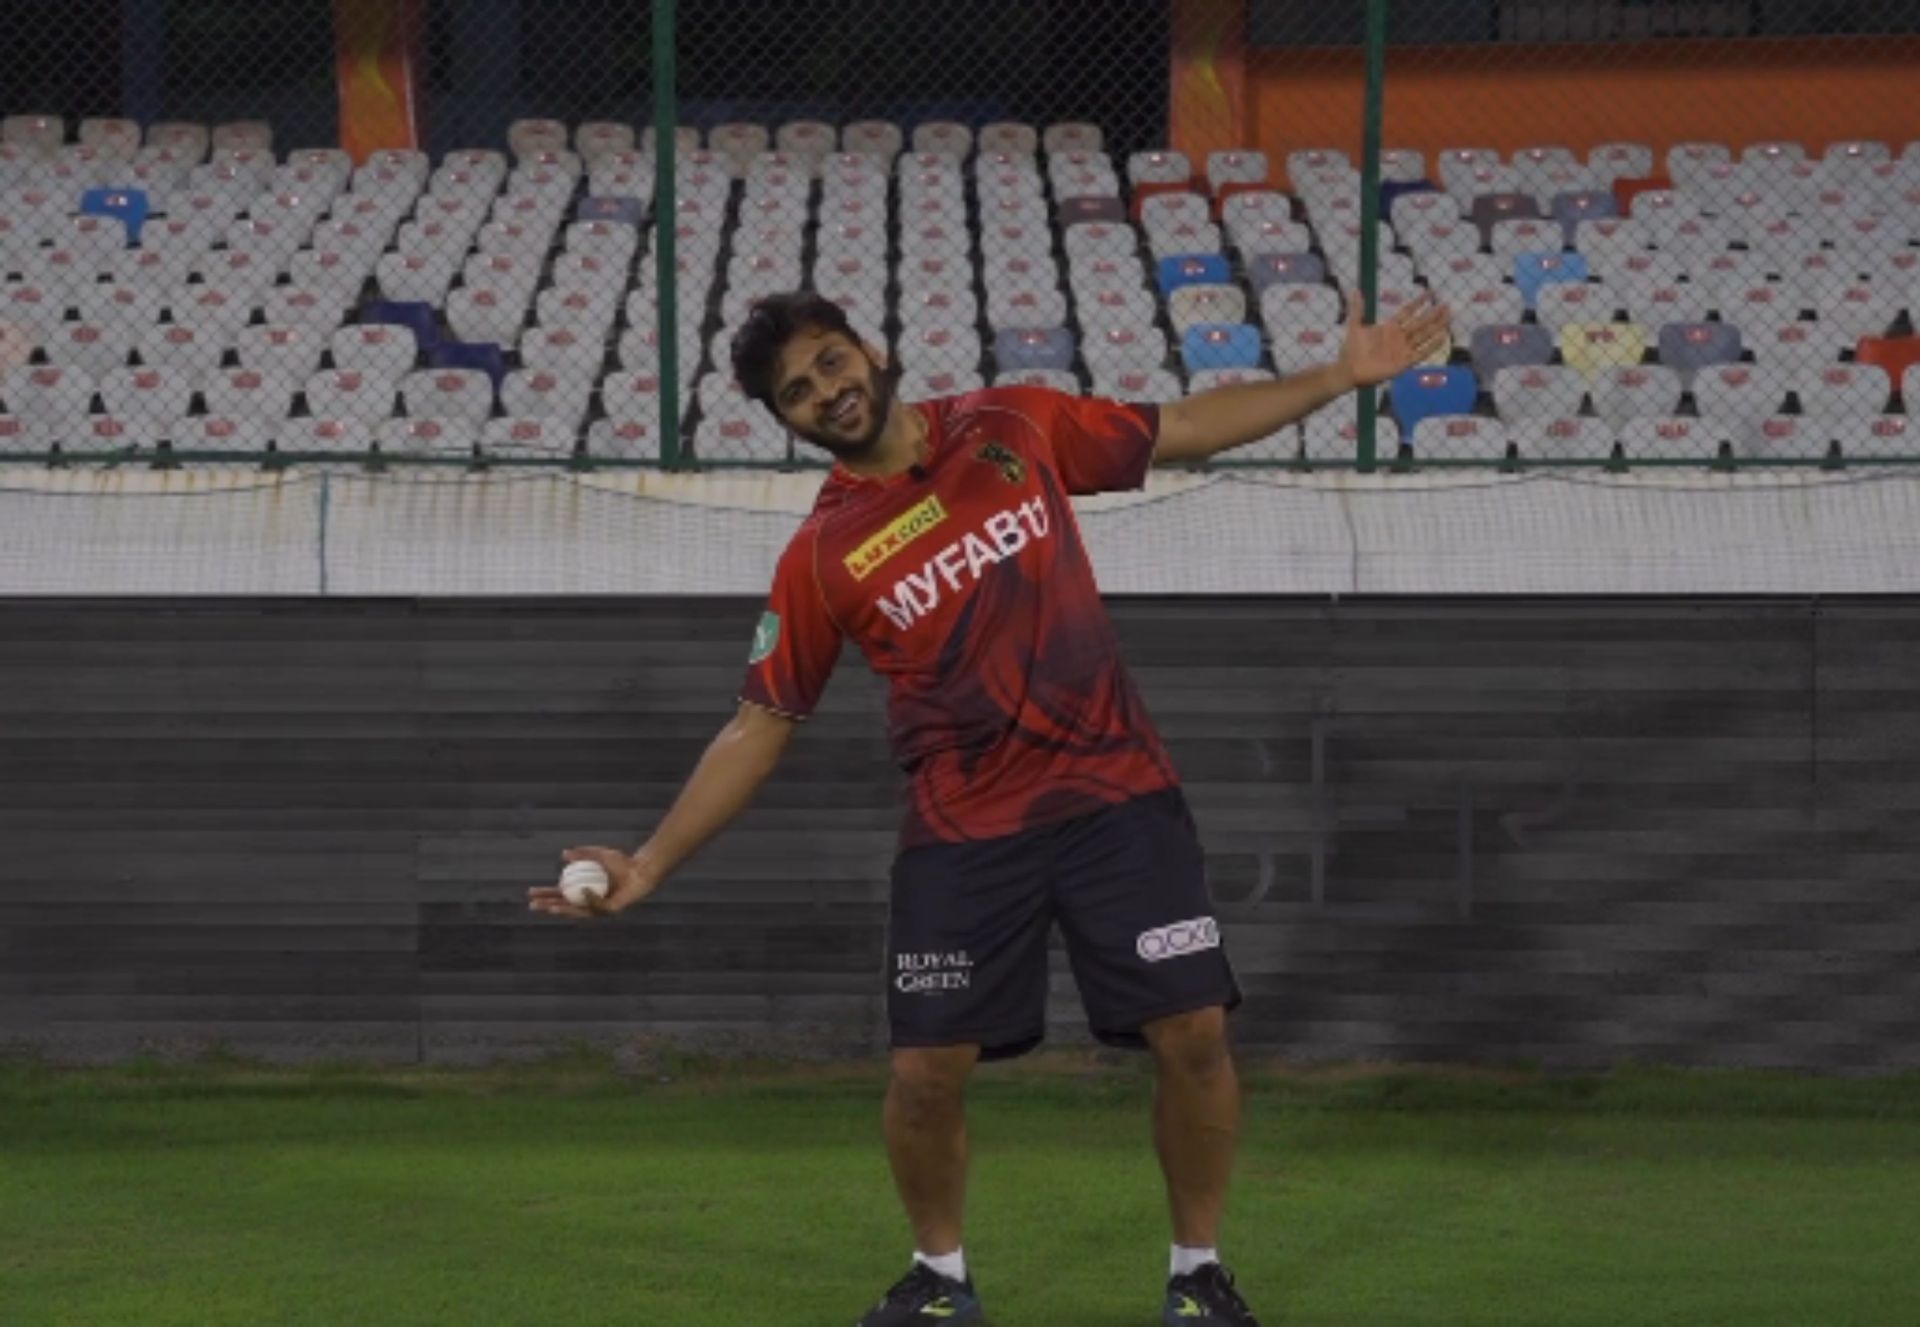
[1089,986,1242,1051]
[890,1025,1046,1062]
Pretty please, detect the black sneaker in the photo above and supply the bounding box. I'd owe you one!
[1163,1261,1260,1325]
[855,1261,985,1326]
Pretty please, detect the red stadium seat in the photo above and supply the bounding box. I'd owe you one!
[1611,174,1673,218]
[1854,336,1920,389]
[1130,179,1196,223]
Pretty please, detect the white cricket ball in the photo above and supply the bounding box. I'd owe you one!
[559,860,611,907]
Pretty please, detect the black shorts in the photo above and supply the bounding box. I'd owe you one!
[886,787,1241,1061]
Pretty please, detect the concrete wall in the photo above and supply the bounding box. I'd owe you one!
[3,596,1916,1071]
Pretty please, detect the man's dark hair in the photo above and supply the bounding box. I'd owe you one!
[730,291,859,410]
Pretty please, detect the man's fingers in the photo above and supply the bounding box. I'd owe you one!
[527,885,600,920]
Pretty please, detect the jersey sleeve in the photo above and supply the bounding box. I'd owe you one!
[738,526,842,720]
[1047,391,1161,495]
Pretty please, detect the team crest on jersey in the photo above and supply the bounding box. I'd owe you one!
[845,494,949,581]
[975,441,1026,484]
[748,611,781,664]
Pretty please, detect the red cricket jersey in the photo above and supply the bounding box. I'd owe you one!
[739,385,1180,848]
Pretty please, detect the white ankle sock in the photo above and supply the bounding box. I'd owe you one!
[915,1248,968,1282]
[1171,1244,1219,1277]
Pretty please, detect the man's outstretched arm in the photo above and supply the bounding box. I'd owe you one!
[1152,292,1451,465]
[528,700,799,918]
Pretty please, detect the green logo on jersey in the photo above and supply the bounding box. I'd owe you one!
[748,611,781,664]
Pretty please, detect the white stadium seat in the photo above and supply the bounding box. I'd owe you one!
[1795,364,1892,417]
[1093,368,1182,404]
[305,370,398,424]
[1082,325,1169,375]
[1511,416,1617,462]
[1591,364,1683,425]
[1493,365,1587,423]
[99,365,192,425]
[1620,415,1728,461]
[1304,406,1400,462]
[447,285,531,346]
[994,369,1079,394]
[204,368,296,422]
[696,405,791,462]
[378,416,479,459]
[1268,325,1344,376]
[401,368,496,426]
[501,369,593,430]
[4,365,95,434]
[330,325,419,385]
[480,417,572,461]
[1412,415,1509,461]
[42,323,132,379]
[235,324,326,383]
[900,368,985,400]
[1691,365,1786,426]
[173,415,278,455]
[137,324,226,385]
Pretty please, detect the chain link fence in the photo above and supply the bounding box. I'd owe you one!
[1,1,1919,471]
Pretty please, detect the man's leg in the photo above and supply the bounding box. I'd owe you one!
[1143,1005,1240,1247]
[883,1043,981,1257]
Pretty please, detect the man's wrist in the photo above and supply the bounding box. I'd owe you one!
[628,845,666,890]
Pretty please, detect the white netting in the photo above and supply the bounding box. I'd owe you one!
[5,466,1920,596]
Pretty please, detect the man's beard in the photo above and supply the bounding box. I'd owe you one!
[789,352,901,460]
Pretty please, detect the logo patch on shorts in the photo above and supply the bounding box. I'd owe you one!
[1136,917,1220,964]
[895,950,973,994]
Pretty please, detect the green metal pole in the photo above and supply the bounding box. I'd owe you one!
[1355,0,1389,473]
[652,0,681,468]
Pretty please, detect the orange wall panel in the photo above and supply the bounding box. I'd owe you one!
[1241,38,1918,187]
[335,0,425,162]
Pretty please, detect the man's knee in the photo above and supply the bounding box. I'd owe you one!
[1145,1006,1234,1081]
[889,1045,978,1118]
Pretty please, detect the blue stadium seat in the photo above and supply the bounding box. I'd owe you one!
[429,340,507,393]
[994,327,1076,373]
[80,188,150,245]
[1058,195,1126,226]
[1658,322,1744,382]
[1470,324,1555,382]
[1157,253,1231,298]
[1514,251,1591,308]
[576,195,647,227]
[1469,191,1542,244]
[1181,323,1263,372]
[1550,190,1618,244]
[361,300,441,354]
[1389,365,1480,438]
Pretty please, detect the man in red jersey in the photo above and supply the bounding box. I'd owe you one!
[531,289,1449,1327]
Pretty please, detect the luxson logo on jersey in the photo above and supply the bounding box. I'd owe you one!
[874,497,1051,632]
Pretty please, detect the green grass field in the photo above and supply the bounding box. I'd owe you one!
[3,1053,1918,1327]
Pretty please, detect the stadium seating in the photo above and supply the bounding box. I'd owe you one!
[5,109,1919,472]
[1389,366,1478,438]
[1493,365,1586,423]
[1413,414,1509,461]
[1511,416,1618,462]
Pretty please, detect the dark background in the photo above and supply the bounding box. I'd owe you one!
[0,0,1171,158]
[4,596,1916,1072]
